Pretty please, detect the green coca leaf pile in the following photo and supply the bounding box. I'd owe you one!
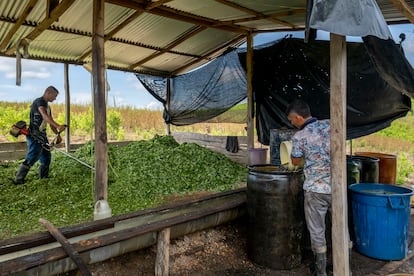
[0,135,247,238]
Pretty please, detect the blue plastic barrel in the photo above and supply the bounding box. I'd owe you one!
[348,183,414,260]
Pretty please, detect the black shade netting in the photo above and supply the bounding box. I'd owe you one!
[238,37,412,145]
[136,50,246,125]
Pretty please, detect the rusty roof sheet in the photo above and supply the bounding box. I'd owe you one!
[0,0,413,76]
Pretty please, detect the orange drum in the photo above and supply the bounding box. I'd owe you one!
[355,152,397,184]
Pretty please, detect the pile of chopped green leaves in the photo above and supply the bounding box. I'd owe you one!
[0,135,247,238]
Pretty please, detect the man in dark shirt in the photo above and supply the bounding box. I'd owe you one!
[14,86,66,184]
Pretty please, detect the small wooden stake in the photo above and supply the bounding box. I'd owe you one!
[39,218,91,276]
[155,227,170,276]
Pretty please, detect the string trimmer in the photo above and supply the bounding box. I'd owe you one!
[10,121,95,171]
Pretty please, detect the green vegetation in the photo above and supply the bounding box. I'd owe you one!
[0,135,247,239]
[0,100,413,239]
[352,101,414,184]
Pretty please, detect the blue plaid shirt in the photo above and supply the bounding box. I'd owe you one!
[291,119,331,194]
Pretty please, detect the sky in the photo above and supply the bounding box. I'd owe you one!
[0,24,414,109]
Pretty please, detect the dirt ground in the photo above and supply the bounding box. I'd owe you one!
[62,213,414,276]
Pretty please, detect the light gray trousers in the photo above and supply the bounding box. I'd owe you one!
[304,191,332,253]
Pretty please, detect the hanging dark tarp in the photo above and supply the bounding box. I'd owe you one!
[136,50,246,125]
[238,37,412,145]
[308,0,392,40]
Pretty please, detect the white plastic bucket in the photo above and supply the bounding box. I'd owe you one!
[93,199,112,220]
[280,141,294,169]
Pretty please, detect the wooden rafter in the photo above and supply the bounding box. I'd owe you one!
[5,0,76,55]
[145,0,173,10]
[129,25,207,70]
[389,0,414,23]
[106,0,249,34]
[0,16,202,61]
[225,9,306,25]
[213,0,296,28]
[0,0,39,52]
[77,10,145,61]
[171,34,246,76]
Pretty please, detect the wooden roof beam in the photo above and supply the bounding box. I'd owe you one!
[226,9,306,25]
[213,0,296,28]
[171,34,246,76]
[106,0,249,34]
[77,10,145,61]
[0,0,39,52]
[5,0,76,55]
[129,25,207,69]
[389,0,414,23]
[78,1,174,62]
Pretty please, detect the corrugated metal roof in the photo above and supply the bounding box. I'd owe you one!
[0,0,413,76]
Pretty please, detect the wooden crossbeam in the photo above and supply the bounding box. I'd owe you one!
[171,34,245,76]
[106,0,249,34]
[5,0,76,55]
[213,0,296,28]
[77,10,145,61]
[389,0,414,23]
[0,0,39,52]
[0,191,246,274]
[223,9,306,25]
[129,25,207,69]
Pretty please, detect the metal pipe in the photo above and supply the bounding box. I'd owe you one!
[53,147,95,170]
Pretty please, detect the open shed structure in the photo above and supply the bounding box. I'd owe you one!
[1,1,414,275]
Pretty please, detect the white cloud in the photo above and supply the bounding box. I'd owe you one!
[146,101,163,110]
[70,92,92,105]
[0,57,56,80]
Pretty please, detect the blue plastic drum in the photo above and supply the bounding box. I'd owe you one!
[348,183,414,260]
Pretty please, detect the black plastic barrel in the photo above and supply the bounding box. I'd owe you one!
[247,165,305,270]
[347,155,379,183]
[346,157,360,185]
[346,157,361,240]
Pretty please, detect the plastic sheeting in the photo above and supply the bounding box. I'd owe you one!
[238,37,412,145]
[308,0,392,40]
[136,50,246,126]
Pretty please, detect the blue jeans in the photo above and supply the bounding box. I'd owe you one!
[25,133,51,167]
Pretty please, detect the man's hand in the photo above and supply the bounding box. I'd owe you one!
[57,124,66,133]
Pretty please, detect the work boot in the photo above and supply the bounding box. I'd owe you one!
[14,163,30,184]
[315,252,327,276]
[39,164,49,179]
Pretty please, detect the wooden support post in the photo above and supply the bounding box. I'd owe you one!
[92,0,108,202]
[165,78,171,135]
[155,228,170,276]
[39,218,91,276]
[246,32,254,163]
[330,33,350,275]
[64,63,70,152]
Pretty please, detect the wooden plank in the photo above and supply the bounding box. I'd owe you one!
[0,189,245,255]
[0,0,39,51]
[92,0,108,202]
[64,63,71,152]
[0,142,27,152]
[0,194,245,273]
[5,0,76,55]
[246,32,254,156]
[330,33,350,275]
[38,218,91,276]
[172,132,248,145]
[155,228,170,276]
[389,0,414,23]
[0,151,26,161]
